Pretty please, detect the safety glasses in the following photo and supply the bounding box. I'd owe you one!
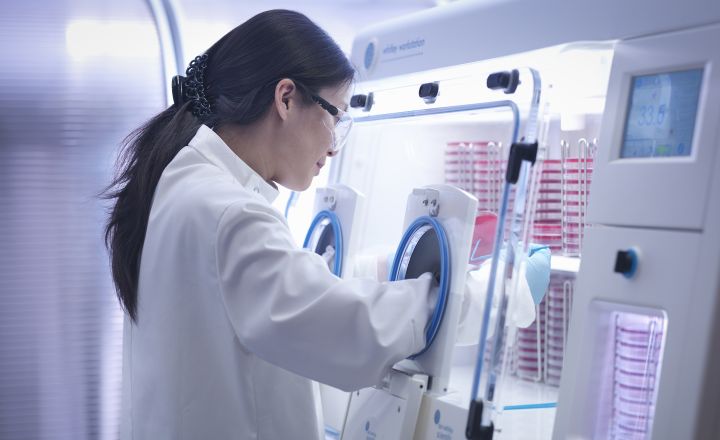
[310,94,353,154]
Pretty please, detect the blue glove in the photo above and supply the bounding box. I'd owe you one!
[525,244,551,305]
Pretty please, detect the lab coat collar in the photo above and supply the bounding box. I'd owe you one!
[188,125,279,204]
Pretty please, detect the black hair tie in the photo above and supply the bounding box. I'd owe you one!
[171,75,185,107]
[171,54,212,118]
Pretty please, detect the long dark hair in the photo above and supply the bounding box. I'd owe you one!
[103,10,355,321]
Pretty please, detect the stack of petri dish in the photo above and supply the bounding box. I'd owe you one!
[532,159,564,253]
[445,141,504,214]
[561,139,596,256]
[471,141,504,214]
[544,275,574,386]
[445,141,475,195]
[482,326,513,382]
[612,313,664,440]
[514,298,547,382]
[511,274,575,385]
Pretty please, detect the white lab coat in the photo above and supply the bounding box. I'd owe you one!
[120,125,432,440]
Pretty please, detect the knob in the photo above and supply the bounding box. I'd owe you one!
[419,82,439,102]
[487,69,520,94]
[350,92,373,111]
[350,94,367,108]
[614,249,638,279]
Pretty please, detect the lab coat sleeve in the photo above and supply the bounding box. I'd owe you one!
[215,199,432,391]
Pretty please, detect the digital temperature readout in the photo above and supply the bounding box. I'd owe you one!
[620,69,703,158]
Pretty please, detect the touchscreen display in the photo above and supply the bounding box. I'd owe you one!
[620,69,703,158]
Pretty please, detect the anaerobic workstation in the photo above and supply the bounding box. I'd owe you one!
[300,0,720,439]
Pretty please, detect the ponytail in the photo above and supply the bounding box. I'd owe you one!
[103,106,201,321]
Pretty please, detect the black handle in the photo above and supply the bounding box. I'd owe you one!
[487,69,520,94]
[350,93,373,111]
[505,141,538,184]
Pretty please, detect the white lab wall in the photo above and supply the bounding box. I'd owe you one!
[175,0,436,59]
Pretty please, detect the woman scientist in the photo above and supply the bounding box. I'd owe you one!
[104,9,436,439]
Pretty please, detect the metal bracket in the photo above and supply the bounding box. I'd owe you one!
[505,141,538,184]
[318,188,338,211]
[465,399,495,440]
[414,188,440,217]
